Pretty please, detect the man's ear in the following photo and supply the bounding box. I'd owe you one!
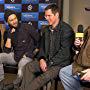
[56,13,59,18]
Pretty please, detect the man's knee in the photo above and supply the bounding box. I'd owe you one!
[18,57,32,69]
[23,61,35,73]
[0,53,5,61]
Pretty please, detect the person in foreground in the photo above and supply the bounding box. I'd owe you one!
[0,9,40,89]
[20,4,75,90]
[59,26,90,90]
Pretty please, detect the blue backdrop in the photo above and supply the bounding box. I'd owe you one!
[0,0,62,30]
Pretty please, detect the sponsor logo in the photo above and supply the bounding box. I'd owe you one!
[21,12,38,21]
[4,4,21,12]
[28,21,32,25]
[22,0,38,4]
[0,0,4,4]
[38,21,48,29]
[11,0,15,3]
[39,4,48,12]
[0,13,4,21]
[5,0,21,3]
[27,4,32,11]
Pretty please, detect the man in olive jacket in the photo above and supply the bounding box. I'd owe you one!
[20,4,75,90]
[59,26,90,90]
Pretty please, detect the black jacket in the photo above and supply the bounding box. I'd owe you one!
[4,23,40,62]
[38,21,75,67]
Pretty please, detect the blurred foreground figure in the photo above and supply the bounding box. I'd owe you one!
[59,26,90,90]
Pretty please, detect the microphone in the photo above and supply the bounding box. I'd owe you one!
[75,25,84,53]
[75,24,84,39]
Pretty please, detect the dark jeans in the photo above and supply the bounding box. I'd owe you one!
[20,60,61,90]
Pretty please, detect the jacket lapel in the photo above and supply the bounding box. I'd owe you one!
[45,29,50,57]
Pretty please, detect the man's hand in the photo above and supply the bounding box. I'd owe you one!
[11,28,15,33]
[5,38,11,48]
[39,59,47,72]
[5,28,15,48]
[7,28,15,39]
[81,69,90,81]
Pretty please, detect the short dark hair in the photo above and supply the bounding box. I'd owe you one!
[45,4,61,16]
[4,9,17,22]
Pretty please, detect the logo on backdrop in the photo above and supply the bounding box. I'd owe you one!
[22,4,38,12]
[28,21,32,25]
[22,0,38,4]
[38,21,48,29]
[27,4,32,11]
[21,12,38,21]
[45,0,49,2]
[39,4,48,12]
[5,4,22,12]
[11,0,15,3]
[0,0,4,4]
[5,0,21,4]
[0,13,4,23]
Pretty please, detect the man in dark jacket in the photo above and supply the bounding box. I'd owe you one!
[20,4,75,90]
[0,9,40,89]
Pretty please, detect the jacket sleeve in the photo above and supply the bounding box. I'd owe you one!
[51,25,75,66]
[3,46,12,53]
[3,30,12,53]
[24,24,40,57]
[37,28,47,60]
[28,24,40,48]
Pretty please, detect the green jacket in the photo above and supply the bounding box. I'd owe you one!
[72,26,90,75]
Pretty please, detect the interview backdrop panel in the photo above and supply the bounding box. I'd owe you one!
[0,0,63,30]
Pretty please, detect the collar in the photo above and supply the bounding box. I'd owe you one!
[49,21,61,32]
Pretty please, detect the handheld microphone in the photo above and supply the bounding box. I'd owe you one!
[75,24,84,39]
[75,25,84,53]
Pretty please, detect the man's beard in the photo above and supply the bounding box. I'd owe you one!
[9,23,18,29]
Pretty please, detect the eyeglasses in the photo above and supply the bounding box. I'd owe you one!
[44,15,53,19]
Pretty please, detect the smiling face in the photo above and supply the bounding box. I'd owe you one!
[44,9,59,28]
[7,14,18,28]
[44,4,61,28]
